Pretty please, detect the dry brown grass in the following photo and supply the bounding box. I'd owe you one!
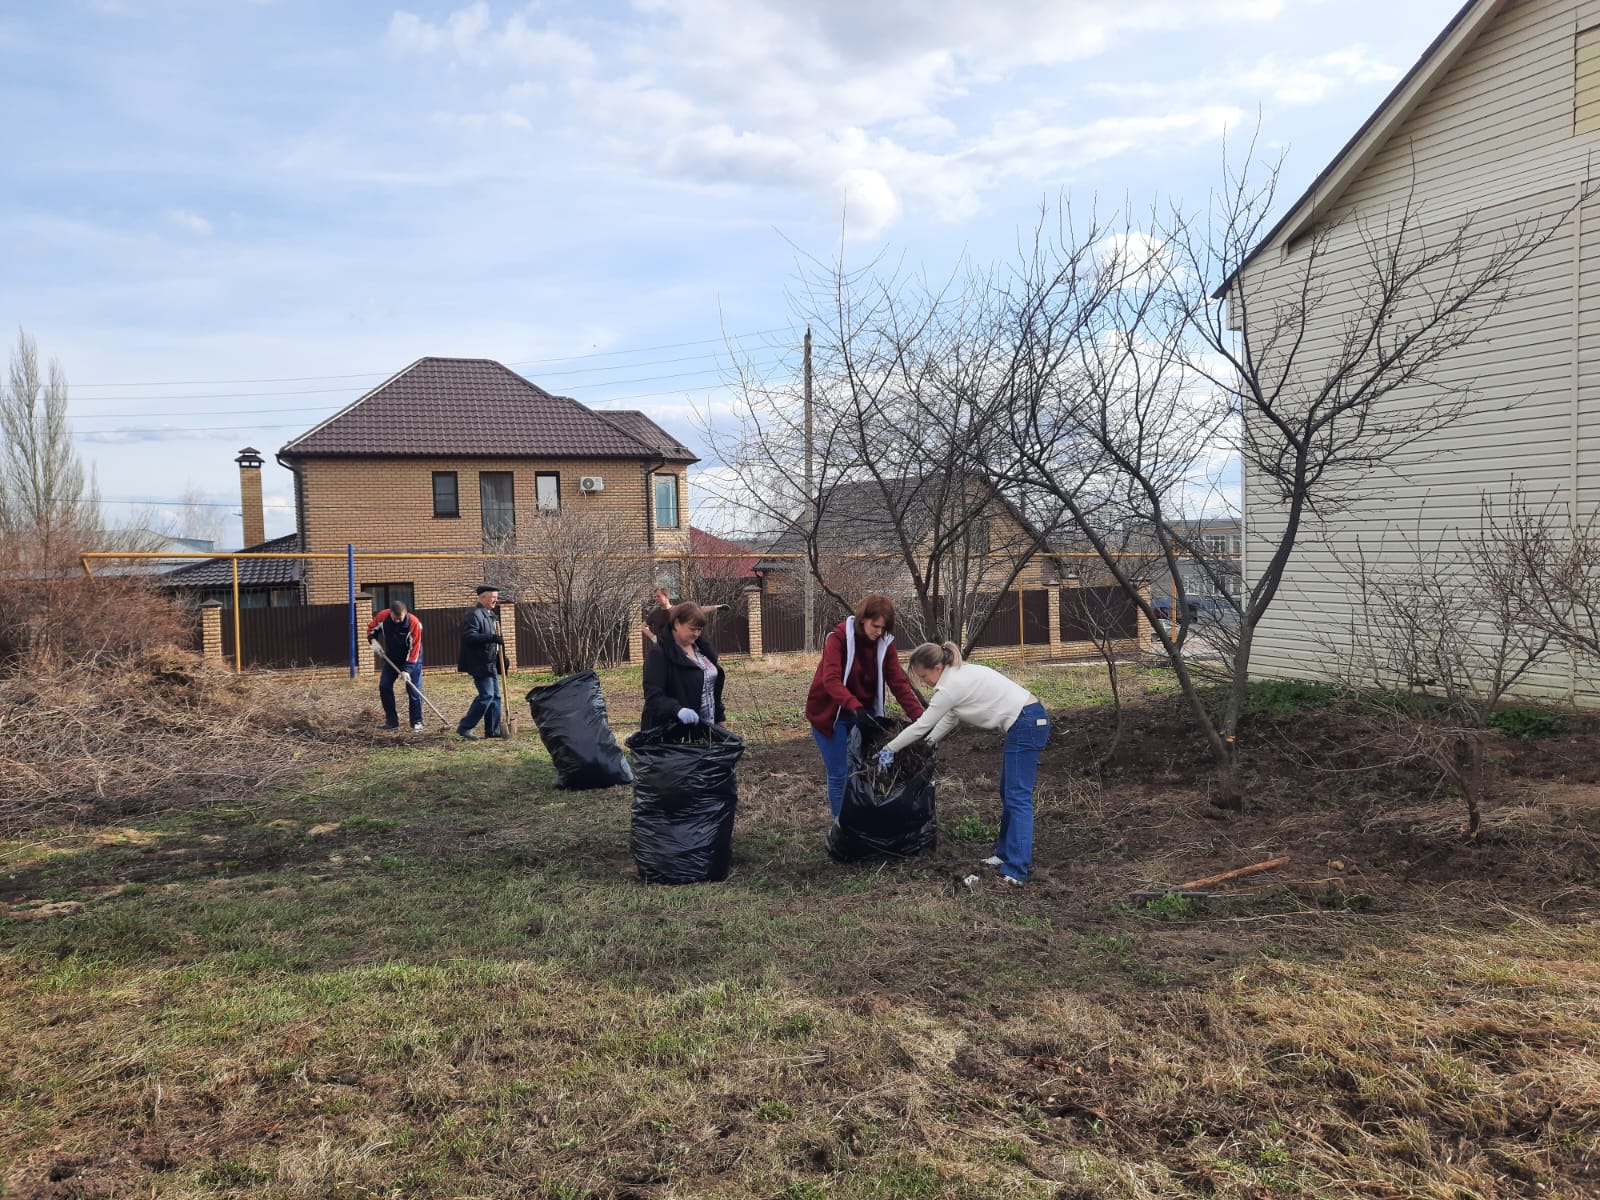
[0,646,367,832]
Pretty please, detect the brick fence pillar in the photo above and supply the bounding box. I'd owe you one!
[354,593,374,673]
[1047,585,1064,659]
[499,601,518,671]
[744,584,764,658]
[199,600,224,667]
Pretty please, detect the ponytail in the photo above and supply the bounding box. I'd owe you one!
[908,640,963,673]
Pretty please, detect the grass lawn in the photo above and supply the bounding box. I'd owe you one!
[3,658,1599,1198]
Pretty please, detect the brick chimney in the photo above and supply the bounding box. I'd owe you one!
[235,447,265,548]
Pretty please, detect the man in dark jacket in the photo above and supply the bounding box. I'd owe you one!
[366,599,424,730]
[456,585,505,739]
[642,601,726,729]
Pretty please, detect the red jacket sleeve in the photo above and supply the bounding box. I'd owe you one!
[365,610,387,638]
[405,613,423,664]
[884,644,924,719]
[817,629,862,713]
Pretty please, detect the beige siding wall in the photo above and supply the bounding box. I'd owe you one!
[296,456,689,606]
[1243,0,1600,704]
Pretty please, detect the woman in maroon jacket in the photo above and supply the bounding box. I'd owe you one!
[804,594,925,818]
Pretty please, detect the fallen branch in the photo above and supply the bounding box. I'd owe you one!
[1177,855,1290,890]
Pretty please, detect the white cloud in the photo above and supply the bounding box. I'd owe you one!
[1092,45,1400,108]
[835,168,902,241]
[387,3,594,70]
[382,0,1293,236]
[166,209,213,236]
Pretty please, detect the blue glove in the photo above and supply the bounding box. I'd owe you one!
[876,747,895,770]
[676,707,700,725]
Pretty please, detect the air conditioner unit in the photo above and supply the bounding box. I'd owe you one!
[579,475,604,493]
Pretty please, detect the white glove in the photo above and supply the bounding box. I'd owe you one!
[877,747,895,770]
[676,707,700,725]
[369,639,383,655]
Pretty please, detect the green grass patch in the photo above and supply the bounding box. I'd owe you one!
[1490,705,1570,740]
[1244,678,1337,717]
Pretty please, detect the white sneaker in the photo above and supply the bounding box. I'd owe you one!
[1001,875,1024,887]
[981,856,1003,868]
[411,722,425,732]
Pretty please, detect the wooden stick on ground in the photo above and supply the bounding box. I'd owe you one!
[1177,856,1291,891]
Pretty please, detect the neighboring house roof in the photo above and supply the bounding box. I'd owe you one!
[164,532,303,590]
[1215,0,1495,299]
[690,526,760,580]
[279,357,699,463]
[760,474,1057,569]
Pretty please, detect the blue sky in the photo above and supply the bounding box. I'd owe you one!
[0,0,1467,545]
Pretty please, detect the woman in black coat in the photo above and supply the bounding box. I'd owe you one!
[642,601,727,729]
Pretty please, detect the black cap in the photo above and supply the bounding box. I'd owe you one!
[475,584,500,595]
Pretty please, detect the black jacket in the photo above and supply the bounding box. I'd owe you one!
[456,604,503,677]
[642,636,726,728]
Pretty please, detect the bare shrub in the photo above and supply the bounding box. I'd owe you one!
[0,646,362,833]
[1324,502,1558,836]
[0,569,191,675]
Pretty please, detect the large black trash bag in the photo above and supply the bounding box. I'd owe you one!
[524,671,634,790]
[626,725,744,884]
[826,718,937,862]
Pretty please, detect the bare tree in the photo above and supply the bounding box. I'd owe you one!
[482,510,651,676]
[166,484,228,547]
[0,329,101,569]
[700,256,1063,652]
[984,158,1583,809]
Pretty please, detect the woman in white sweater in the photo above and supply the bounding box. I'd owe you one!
[878,641,1050,885]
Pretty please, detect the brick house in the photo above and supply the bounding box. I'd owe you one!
[265,356,696,610]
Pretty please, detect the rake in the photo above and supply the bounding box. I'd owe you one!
[369,641,454,729]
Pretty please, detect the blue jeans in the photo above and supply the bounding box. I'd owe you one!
[996,702,1050,881]
[379,660,423,726]
[812,714,853,820]
[458,672,502,737]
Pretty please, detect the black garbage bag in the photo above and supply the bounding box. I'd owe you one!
[826,718,937,862]
[525,671,634,790]
[626,725,744,884]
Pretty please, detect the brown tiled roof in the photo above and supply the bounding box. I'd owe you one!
[164,533,303,589]
[280,357,696,462]
[597,410,697,462]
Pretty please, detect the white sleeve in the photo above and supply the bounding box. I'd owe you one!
[887,687,956,752]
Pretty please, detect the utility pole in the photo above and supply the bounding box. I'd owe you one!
[802,326,816,653]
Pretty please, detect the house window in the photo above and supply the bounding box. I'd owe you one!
[432,471,459,518]
[1204,534,1230,554]
[536,472,560,512]
[656,560,684,598]
[654,474,679,529]
[480,472,515,545]
[1579,26,1600,135]
[364,583,415,613]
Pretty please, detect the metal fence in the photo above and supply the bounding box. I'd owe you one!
[411,605,474,670]
[1061,585,1140,641]
[972,590,1052,648]
[220,602,348,670]
[708,609,750,658]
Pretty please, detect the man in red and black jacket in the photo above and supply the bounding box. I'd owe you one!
[366,599,424,730]
[804,594,924,819]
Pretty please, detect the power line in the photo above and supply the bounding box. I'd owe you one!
[93,496,295,508]
[69,375,779,438]
[65,326,796,389]
[66,354,792,418]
